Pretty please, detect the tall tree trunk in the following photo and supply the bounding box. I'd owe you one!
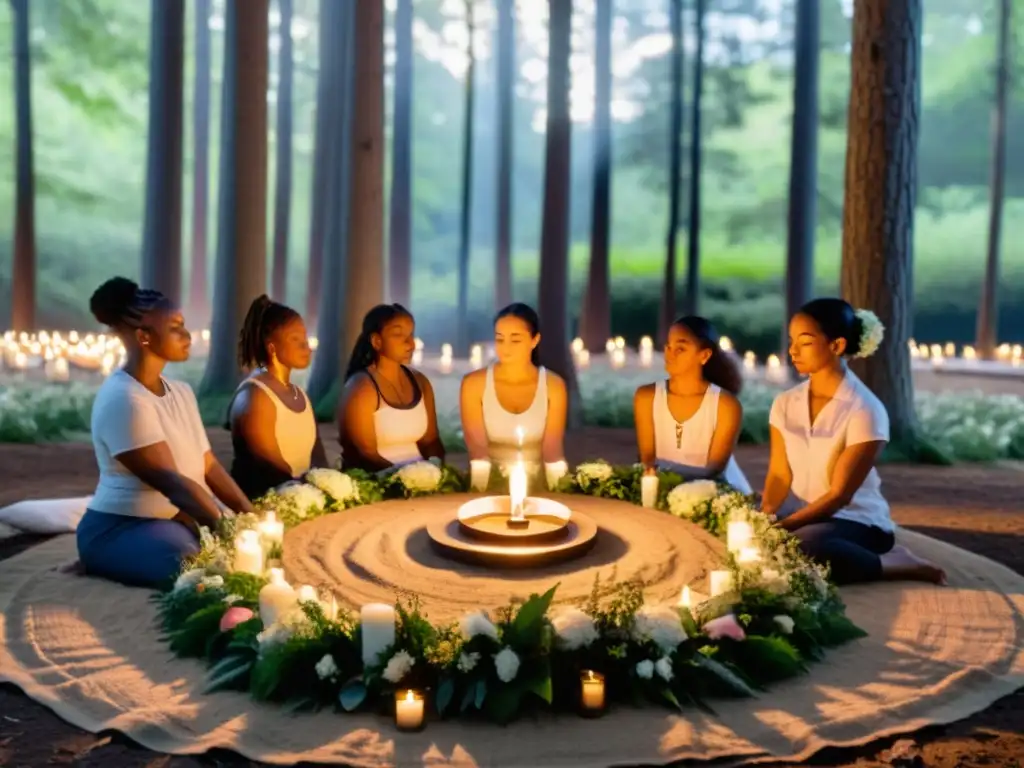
[840,0,922,447]
[456,0,476,355]
[579,0,612,352]
[658,0,684,343]
[976,0,1011,360]
[200,0,270,397]
[783,0,820,360]
[188,0,212,328]
[493,0,515,311]
[141,0,185,305]
[683,0,705,317]
[271,0,295,302]
[537,0,581,425]
[307,0,353,410]
[10,0,36,332]
[388,0,413,308]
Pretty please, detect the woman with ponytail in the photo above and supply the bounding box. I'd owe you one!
[228,295,326,499]
[338,304,445,471]
[633,315,751,492]
[761,298,945,585]
[460,303,568,472]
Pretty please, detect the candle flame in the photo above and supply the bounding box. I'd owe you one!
[509,462,528,520]
[405,689,415,702]
[515,425,525,446]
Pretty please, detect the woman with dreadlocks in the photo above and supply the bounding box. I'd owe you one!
[75,277,254,588]
[228,295,326,498]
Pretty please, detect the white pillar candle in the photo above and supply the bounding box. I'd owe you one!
[394,689,425,730]
[545,460,568,490]
[258,510,284,546]
[258,568,297,626]
[727,520,754,553]
[469,459,491,492]
[737,546,761,564]
[296,584,318,603]
[233,530,264,575]
[640,474,659,508]
[361,603,396,667]
[709,570,733,597]
[509,461,528,521]
[678,585,691,608]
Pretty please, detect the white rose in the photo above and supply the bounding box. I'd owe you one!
[575,461,613,485]
[305,468,360,504]
[382,650,416,683]
[666,480,719,519]
[635,659,654,680]
[773,615,794,635]
[655,656,674,682]
[256,623,293,655]
[200,575,224,590]
[711,492,749,518]
[315,653,340,681]
[493,647,520,683]
[457,651,480,673]
[632,605,688,654]
[550,607,599,651]
[223,593,243,604]
[173,568,205,592]
[459,610,499,642]
[275,482,327,518]
[395,461,443,492]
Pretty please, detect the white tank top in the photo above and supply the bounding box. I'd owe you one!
[482,364,547,465]
[652,380,752,493]
[246,378,317,477]
[369,370,427,467]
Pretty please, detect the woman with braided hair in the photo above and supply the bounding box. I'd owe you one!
[75,277,254,588]
[228,295,326,498]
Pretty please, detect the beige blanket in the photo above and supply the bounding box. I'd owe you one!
[2,530,1023,767]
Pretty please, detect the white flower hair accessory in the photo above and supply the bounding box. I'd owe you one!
[853,309,884,359]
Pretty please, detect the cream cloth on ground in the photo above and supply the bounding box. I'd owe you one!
[2,528,1023,767]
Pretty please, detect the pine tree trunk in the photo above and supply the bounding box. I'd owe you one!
[271,0,295,303]
[659,0,684,343]
[683,0,705,317]
[188,0,212,328]
[840,0,922,446]
[200,0,270,398]
[141,0,185,305]
[10,0,36,332]
[976,0,1011,360]
[455,0,476,356]
[493,0,515,312]
[537,0,581,426]
[387,0,413,308]
[783,0,819,360]
[580,0,612,353]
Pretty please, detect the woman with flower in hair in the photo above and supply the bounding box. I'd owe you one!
[76,277,254,588]
[761,298,944,585]
[338,304,445,471]
[228,295,327,499]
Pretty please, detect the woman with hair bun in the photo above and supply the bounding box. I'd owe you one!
[75,277,253,588]
[338,304,445,471]
[633,315,751,492]
[761,298,945,585]
[227,295,326,499]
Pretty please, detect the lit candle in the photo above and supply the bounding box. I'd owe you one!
[615,336,625,349]
[545,460,568,490]
[726,520,754,552]
[258,568,297,626]
[576,349,590,368]
[329,594,339,620]
[737,546,761,564]
[571,337,584,353]
[709,570,733,597]
[743,351,756,370]
[233,530,264,575]
[470,459,491,492]
[508,461,528,522]
[394,689,425,731]
[45,357,70,382]
[515,425,525,447]
[439,343,453,373]
[719,336,733,352]
[944,342,955,358]
[605,338,616,354]
[360,603,396,667]
[679,585,691,608]
[640,474,658,508]
[296,584,318,604]
[610,348,626,369]
[469,344,483,368]
[579,670,605,715]
[258,510,284,546]
[963,345,976,360]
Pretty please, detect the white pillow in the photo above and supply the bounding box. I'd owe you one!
[0,497,92,535]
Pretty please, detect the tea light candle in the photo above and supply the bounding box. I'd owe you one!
[233,530,264,575]
[395,689,425,731]
[258,510,284,546]
[727,520,754,552]
[258,568,297,626]
[640,474,659,508]
[580,670,605,715]
[545,460,568,490]
[470,459,491,492]
[361,603,396,666]
[710,570,733,597]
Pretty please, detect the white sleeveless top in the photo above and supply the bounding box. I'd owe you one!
[482,364,547,465]
[653,381,752,493]
[245,378,317,477]
[369,370,427,467]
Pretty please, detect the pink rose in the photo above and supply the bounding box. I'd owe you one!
[702,614,746,641]
[220,606,255,633]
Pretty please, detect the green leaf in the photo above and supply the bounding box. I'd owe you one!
[282,696,319,714]
[339,680,367,712]
[460,682,476,713]
[474,678,488,709]
[203,654,254,693]
[661,688,684,712]
[732,636,806,684]
[817,612,868,647]
[436,678,454,716]
[526,675,553,705]
[485,685,522,723]
[693,654,756,697]
[511,584,559,641]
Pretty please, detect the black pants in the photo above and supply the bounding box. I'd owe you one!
[792,519,895,584]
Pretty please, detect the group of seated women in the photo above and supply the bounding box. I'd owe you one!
[76,276,945,590]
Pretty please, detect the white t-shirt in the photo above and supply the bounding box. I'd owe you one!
[90,370,213,519]
[769,370,893,532]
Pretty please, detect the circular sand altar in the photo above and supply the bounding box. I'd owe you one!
[282,494,726,621]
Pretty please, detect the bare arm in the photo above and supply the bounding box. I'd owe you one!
[459,371,490,460]
[760,426,793,517]
[230,385,296,478]
[633,385,657,472]
[339,376,394,472]
[415,371,446,462]
[776,441,884,531]
[542,373,568,464]
[115,443,223,529]
[705,392,743,475]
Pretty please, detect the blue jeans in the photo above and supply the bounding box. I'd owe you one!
[791,519,895,585]
[76,508,200,589]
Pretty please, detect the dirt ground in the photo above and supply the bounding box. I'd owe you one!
[1,427,1023,768]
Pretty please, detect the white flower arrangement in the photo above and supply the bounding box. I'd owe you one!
[274,482,327,519]
[493,647,521,682]
[382,650,416,683]
[773,615,795,635]
[305,468,360,505]
[457,651,481,673]
[200,575,224,590]
[635,659,654,679]
[853,309,884,359]
[655,656,674,682]
[459,610,500,641]
[666,479,719,519]
[315,653,341,681]
[223,593,243,605]
[549,607,599,651]
[394,460,443,492]
[711,491,751,519]
[631,605,688,654]
[575,461,613,486]
[173,568,205,593]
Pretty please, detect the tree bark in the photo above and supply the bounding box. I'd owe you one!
[10,0,36,332]
[537,0,581,425]
[658,0,684,343]
[455,0,476,355]
[388,0,413,308]
[840,0,922,446]
[683,0,705,317]
[580,0,612,353]
[188,0,212,328]
[271,0,295,303]
[783,0,820,360]
[141,0,185,305]
[976,0,1011,359]
[200,0,270,398]
[493,0,515,312]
